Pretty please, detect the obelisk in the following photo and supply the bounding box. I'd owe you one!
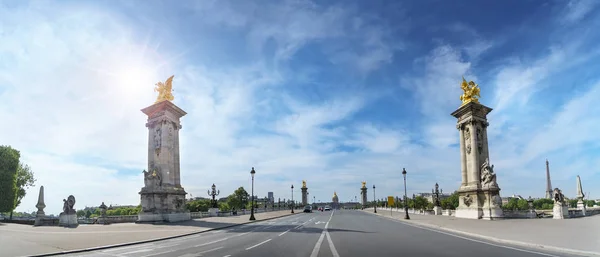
[545,159,553,199]
[301,180,308,206]
[576,175,586,215]
[451,77,503,220]
[138,75,191,222]
[34,186,46,226]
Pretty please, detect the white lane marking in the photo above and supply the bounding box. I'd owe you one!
[119,248,154,255]
[310,210,337,257]
[193,237,229,247]
[198,246,224,255]
[223,255,231,257]
[326,231,340,257]
[309,232,326,257]
[315,221,326,225]
[398,221,560,257]
[279,229,291,236]
[141,248,180,257]
[245,239,272,250]
[294,224,303,229]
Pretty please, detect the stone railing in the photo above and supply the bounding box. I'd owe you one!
[502,210,537,219]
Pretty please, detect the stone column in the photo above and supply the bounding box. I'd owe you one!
[451,101,503,220]
[301,187,308,206]
[361,186,368,209]
[138,100,190,223]
[576,175,586,215]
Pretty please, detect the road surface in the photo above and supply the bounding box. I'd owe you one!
[59,210,582,257]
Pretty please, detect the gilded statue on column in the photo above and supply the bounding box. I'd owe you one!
[155,75,175,103]
[459,77,480,105]
[302,180,307,188]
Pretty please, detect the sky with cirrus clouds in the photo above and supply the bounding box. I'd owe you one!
[1,0,600,215]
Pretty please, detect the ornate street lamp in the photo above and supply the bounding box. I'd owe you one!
[208,184,220,208]
[291,184,295,213]
[373,184,377,213]
[402,168,410,220]
[250,167,256,221]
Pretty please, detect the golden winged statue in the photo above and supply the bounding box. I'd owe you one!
[459,77,481,106]
[302,180,307,188]
[361,181,366,188]
[155,75,175,103]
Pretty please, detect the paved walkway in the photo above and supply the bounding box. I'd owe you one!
[365,207,600,256]
[0,210,296,257]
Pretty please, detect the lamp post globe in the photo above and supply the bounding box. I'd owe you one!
[373,184,377,213]
[402,168,410,220]
[249,167,256,221]
[291,184,294,213]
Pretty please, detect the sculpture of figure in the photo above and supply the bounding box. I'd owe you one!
[61,195,76,215]
[361,181,366,188]
[154,75,175,103]
[553,188,565,204]
[480,158,498,187]
[459,77,481,105]
[151,170,162,187]
[142,170,151,187]
[302,180,306,188]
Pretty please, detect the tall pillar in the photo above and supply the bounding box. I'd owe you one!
[301,180,308,206]
[451,78,503,220]
[545,160,553,199]
[360,182,368,209]
[138,76,190,223]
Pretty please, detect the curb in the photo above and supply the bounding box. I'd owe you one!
[30,212,300,257]
[364,210,599,257]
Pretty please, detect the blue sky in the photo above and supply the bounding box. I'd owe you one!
[2,0,600,214]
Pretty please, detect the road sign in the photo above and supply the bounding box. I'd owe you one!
[387,196,394,206]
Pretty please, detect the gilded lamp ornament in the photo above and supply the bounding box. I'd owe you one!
[155,75,175,103]
[459,77,481,106]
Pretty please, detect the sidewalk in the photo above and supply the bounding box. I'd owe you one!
[365,208,600,256]
[0,210,296,257]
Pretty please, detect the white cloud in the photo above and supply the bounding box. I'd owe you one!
[562,0,598,24]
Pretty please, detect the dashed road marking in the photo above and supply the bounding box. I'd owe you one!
[245,239,272,250]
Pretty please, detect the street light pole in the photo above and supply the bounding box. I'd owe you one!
[250,167,256,221]
[373,184,377,213]
[402,168,410,220]
[291,184,295,213]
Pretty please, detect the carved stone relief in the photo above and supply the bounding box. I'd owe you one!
[154,127,162,149]
[463,194,473,207]
[476,127,483,154]
[167,123,174,150]
[464,127,471,154]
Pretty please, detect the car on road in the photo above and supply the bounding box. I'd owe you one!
[303,205,312,213]
[324,206,331,211]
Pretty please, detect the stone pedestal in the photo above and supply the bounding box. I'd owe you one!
[208,208,219,217]
[138,100,191,223]
[577,202,586,216]
[553,204,569,219]
[34,186,46,227]
[433,206,442,215]
[58,213,78,227]
[451,102,504,220]
[301,187,308,206]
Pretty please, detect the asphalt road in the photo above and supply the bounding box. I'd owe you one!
[61,210,582,257]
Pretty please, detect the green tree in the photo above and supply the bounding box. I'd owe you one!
[76,210,86,217]
[226,187,249,210]
[440,191,459,210]
[11,162,36,219]
[516,199,529,210]
[585,200,596,207]
[85,209,92,218]
[0,146,20,213]
[533,198,553,209]
[186,199,211,212]
[568,199,578,208]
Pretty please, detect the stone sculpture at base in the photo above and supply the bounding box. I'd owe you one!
[58,195,78,227]
[552,188,569,219]
[138,75,191,223]
[451,78,503,220]
[34,186,46,226]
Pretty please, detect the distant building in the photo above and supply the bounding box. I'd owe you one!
[268,192,274,203]
[416,192,450,204]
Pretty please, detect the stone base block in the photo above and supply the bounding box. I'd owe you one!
[553,205,569,219]
[137,212,191,223]
[481,206,504,220]
[34,215,45,226]
[58,213,78,227]
[208,208,219,217]
[577,203,587,216]
[454,207,482,219]
[433,206,442,215]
